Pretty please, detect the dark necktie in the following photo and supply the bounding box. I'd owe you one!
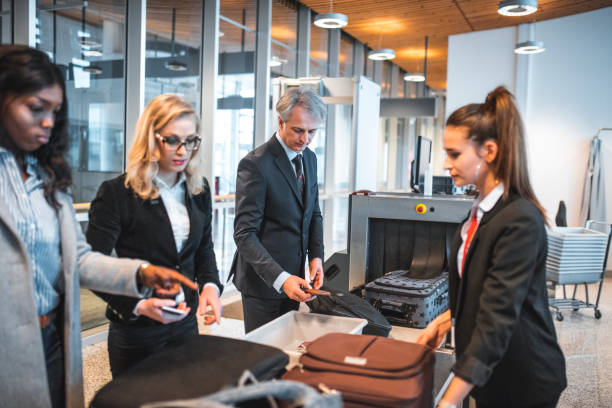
[292,154,304,199]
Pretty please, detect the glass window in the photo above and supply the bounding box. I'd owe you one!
[397,70,406,98]
[37,0,127,331]
[215,2,257,284]
[339,33,353,77]
[221,0,256,31]
[216,18,255,196]
[309,19,327,77]
[365,53,374,80]
[0,1,10,44]
[270,0,297,78]
[144,2,202,111]
[36,0,126,203]
[381,61,391,98]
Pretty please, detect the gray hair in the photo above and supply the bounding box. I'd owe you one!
[276,87,326,124]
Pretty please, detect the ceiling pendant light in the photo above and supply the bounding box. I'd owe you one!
[498,0,537,16]
[314,1,347,29]
[165,8,187,72]
[404,73,425,82]
[514,40,545,54]
[514,23,545,54]
[368,48,395,61]
[314,13,348,29]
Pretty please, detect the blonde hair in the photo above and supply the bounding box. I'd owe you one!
[125,94,204,199]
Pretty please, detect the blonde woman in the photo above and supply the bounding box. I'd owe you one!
[86,94,223,378]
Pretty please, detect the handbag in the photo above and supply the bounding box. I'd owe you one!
[283,333,434,407]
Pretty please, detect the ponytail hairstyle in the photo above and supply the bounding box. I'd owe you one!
[125,94,204,200]
[0,45,71,211]
[446,86,546,220]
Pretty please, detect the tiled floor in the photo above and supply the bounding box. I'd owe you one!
[82,278,612,407]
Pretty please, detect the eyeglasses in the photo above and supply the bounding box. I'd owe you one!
[155,133,201,151]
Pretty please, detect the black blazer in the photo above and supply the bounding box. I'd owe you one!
[86,174,223,326]
[230,135,324,299]
[449,192,566,406]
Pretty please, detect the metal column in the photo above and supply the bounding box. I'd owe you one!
[253,0,271,148]
[124,0,146,167]
[353,42,365,77]
[12,0,35,46]
[200,0,220,186]
[296,4,310,78]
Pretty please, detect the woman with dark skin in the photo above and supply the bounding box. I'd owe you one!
[417,87,566,408]
[0,45,196,408]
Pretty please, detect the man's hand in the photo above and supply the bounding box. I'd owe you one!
[137,264,198,297]
[198,285,222,325]
[281,275,315,302]
[136,298,190,324]
[308,258,324,289]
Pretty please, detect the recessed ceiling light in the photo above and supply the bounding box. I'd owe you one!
[165,60,188,71]
[314,13,348,29]
[514,40,545,54]
[368,49,395,61]
[403,73,425,82]
[498,0,538,16]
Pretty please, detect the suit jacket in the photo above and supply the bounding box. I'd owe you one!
[0,191,144,408]
[231,135,324,299]
[86,174,223,325]
[449,192,567,406]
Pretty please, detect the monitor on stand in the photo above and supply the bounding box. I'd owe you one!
[411,135,432,193]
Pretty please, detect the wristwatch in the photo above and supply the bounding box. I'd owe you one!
[136,263,150,284]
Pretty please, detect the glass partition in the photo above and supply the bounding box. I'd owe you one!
[309,19,328,76]
[145,2,202,111]
[36,0,128,330]
[339,33,353,77]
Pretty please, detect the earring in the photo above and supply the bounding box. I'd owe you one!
[475,163,481,179]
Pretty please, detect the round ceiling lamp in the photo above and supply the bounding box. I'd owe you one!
[403,73,425,82]
[368,48,395,61]
[498,0,538,16]
[83,65,102,75]
[165,60,188,71]
[314,13,348,29]
[514,40,545,54]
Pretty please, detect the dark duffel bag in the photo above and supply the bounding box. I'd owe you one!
[91,335,289,408]
[307,287,392,337]
[283,333,434,408]
[142,380,342,408]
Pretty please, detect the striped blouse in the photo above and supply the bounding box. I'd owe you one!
[0,147,62,315]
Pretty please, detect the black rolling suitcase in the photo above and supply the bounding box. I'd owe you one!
[91,335,289,408]
[365,271,449,328]
[307,287,392,337]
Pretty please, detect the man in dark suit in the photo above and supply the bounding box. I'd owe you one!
[231,87,326,332]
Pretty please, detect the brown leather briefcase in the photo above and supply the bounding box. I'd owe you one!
[282,333,434,407]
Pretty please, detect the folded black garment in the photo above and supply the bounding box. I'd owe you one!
[91,335,289,408]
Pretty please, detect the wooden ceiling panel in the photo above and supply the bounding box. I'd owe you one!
[301,0,612,89]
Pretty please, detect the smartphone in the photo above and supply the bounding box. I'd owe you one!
[161,306,187,316]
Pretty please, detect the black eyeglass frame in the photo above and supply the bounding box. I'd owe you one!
[155,133,202,151]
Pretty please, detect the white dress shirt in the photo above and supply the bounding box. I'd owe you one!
[457,183,505,277]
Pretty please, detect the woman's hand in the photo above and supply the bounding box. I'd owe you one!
[136,298,190,324]
[416,309,452,349]
[198,285,222,325]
